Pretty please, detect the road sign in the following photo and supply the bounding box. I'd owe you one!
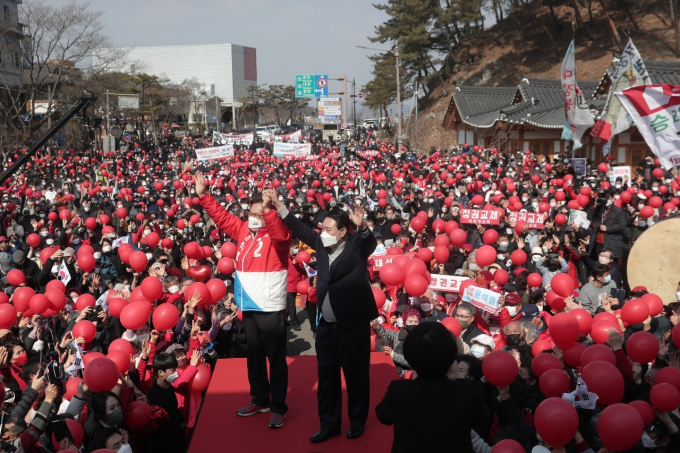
[315,75,328,97]
[358,92,364,99]
[342,122,348,129]
[123,132,131,142]
[295,74,315,98]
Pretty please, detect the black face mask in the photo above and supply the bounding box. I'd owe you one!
[403,325,416,333]
[506,334,523,345]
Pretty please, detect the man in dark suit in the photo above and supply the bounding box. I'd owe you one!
[266,189,378,443]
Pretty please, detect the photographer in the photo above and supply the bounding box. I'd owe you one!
[589,189,628,267]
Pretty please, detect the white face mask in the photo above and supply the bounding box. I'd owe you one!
[51,264,59,273]
[241,204,249,210]
[420,303,433,312]
[320,231,339,248]
[222,322,233,331]
[470,345,486,358]
[165,371,179,383]
[46,239,54,245]
[93,252,102,260]
[531,202,538,208]
[506,305,519,316]
[103,246,112,253]
[506,228,513,235]
[676,291,680,301]
[168,286,180,294]
[145,253,153,260]
[136,333,150,344]
[396,318,404,327]
[598,256,611,265]
[248,217,263,230]
[532,255,541,263]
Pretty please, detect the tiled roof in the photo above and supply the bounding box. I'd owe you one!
[594,58,680,96]
[450,86,518,128]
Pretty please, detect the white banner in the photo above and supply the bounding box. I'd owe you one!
[218,132,254,145]
[428,275,469,293]
[65,340,84,378]
[196,145,234,161]
[274,130,302,143]
[609,166,631,184]
[560,39,594,151]
[615,85,680,170]
[273,142,312,157]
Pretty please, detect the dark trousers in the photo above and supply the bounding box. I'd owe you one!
[243,310,288,415]
[286,291,299,325]
[306,301,317,333]
[315,318,370,432]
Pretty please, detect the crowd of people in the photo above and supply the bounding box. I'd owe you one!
[0,128,676,453]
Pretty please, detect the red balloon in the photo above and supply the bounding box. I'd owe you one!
[85,217,97,230]
[0,304,16,329]
[626,331,659,364]
[570,308,592,334]
[641,293,664,316]
[40,248,56,264]
[46,279,65,293]
[651,382,680,412]
[205,279,226,304]
[29,294,49,315]
[107,298,128,319]
[107,350,131,374]
[534,397,579,448]
[562,342,585,367]
[141,277,163,301]
[48,288,67,311]
[65,377,83,401]
[549,312,580,349]
[145,232,160,248]
[404,274,428,296]
[6,270,24,286]
[295,251,311,265]
[475,245,497,267]
[493,269,509,286]
[581,344,616,367]
[217,258,235,274]
[482,229,498,245]
[185,282,212,306]
[539,369,571,398]
[82,352,105,367]
[417,248,433,262]
[75,294,96,312]
[26,233,41,247]
[410,217,426,233]
[125,400,152,429]
[441,317,462,337]
[380,263,406,286]
[550,273,574,298]
[532,339,553,357]
[221,242,237,259]
[72,320,96,342]
[116,207,127,219]
[656,366,680,393]
[482,351,518,386]
[109,338,134,357]
[433,246,449,263]
[597,404,645,451]
[78,245,94,258]
[152,303,180,332]
[128,251,148,273]
[590,320,621,344]
[373,288,386,309]
[191,364,211,391]
[391,224,402,235]
[510,250,527,265]
[527,273,542,288]
[620,298,650,324]
[531,353,563,378]
[449,229,467,247]
[83,358,119,392]
[78,253,95,273]
[491,439,524,453]
[581,360,624,405]
[120,301,152,330]
[12,287,35,313]
[296,280,310,294]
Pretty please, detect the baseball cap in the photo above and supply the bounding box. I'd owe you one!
[520,304,541,322]
[504,293,522,305]
[463,244,473,253]
[11,250,24,265]
[632,286,648,293]
[650,316,672,338]
[471,334,495,349]
[62,247,75,258]
[502,282,519,293]
[0,236,8,243]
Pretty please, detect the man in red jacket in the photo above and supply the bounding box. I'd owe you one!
[287,245,307,331]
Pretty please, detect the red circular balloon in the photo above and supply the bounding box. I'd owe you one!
[120,301,152,330]
[380,263,406,286]
[65,377,83,401]
[29,294,49,315]
[296,280,310,294]
[482,351,518,387]
[483,229,498,245]
[75,294,96,312]
[152,303,180,332]
[128,251,148,273]
[534,397,579,448]
[40,248,56,264]
[641,293,664,316]
[145,232,160,248]
[562,342,585,367]
[116,207,128,219]
[6,270,24,286]
[581,360,624,405]
[493,269,509,285]
[554,213,567,225]
[656,366,680,393]
[629,400,655,427]
[441,317,462,337]
[295,251,311,265]
[184,282,212,306]
[12,287,35,313]
[83,357,119,392]
[549,312,580,349]
[410,217,426,233]
[590,320,620,344]
[72,320,96,343]
[107,350,131,375]
[206,279,227,303]
[109,338,134,357]
[373,288,386,309]
[46,279,65,293]
[550,273,574,298]
[417,248,432,262]
[510,250,527,265]
[141,277,163,301]
[220,242,237,259]
[491,439,524,453]
[532,339,552,357]
[217,258,235,275]
[191,364,211,391]
[26,233,40,248]
[531,353,563,378]
[391,224,402,235]
[581,343,616,366]
[650,382,680,412]
[433,246,449,263]
[82,352,105,367]
[626,331,659,364]
[0,304,17,329]
[527,273,542,288]
[621,298,650,324]
[404,274,428,296]
[125,400,152,429]
[402,259,427,277]
[597,404,645,451]
[539,369,570,398]
[78,253,95,273]
[475,245,497,267]
[449,229,467,247]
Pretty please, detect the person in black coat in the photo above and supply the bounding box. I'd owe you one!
[589,191,628,260]
[454,302,485,347]
[376,322,489,453]
[268,190,377,443]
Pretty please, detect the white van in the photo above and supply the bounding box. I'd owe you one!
[255,125,280,135]
[362,119,379,128]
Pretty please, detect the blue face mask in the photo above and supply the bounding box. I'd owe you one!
[603,275,611,284]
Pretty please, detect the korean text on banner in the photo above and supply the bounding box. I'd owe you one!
[371,256,393,271]
[428,275,469,293]
[462,286,502,315]
[570,158,587,176]
[459,209,501,225]
[273,142,312,157]
[615,85,680,170]
[195,145,234,161]
[609,166,631,184]
[560,39,594,151]
[507,211,545,229]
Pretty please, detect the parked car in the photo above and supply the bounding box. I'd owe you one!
[278,125,296,134]
[362,118,379,128]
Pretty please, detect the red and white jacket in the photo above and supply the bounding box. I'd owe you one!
[200,194,291,312]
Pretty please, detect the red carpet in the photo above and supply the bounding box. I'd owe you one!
[188,353,398,453]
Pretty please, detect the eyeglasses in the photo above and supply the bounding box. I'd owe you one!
[248,212,264,220]
[455,313,473,319]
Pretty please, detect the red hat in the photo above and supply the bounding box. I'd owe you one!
[210,229,220,240]
[436,295,446,306]
[489,284,502,293]
[632,286,648,293]
[463,244,473,254]
[514,267,526,277]
[504,293,522,305]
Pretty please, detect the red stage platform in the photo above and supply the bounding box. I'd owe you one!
[188,353,398,453]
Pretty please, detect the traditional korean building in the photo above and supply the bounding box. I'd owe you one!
[442,59,680,166]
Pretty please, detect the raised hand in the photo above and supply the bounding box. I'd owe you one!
[194,171,206,197]
[190,349,201,367]
[348,204,365,228]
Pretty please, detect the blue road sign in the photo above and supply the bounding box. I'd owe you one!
[123,133,131,142]
[314,74,328,97]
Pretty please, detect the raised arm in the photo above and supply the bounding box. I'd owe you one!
[195,171,244,240]
[271,195,320,250]
[262,189,292,249]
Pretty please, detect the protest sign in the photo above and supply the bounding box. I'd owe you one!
[609,166,631,184]
[507,211,545,229]
[462,286,502,315]
[569,209,591,229]
[460,209,501,225]
[428,275,469,293]
[273,142,312,158]
[196,145,234,161]
[570,158,587,176]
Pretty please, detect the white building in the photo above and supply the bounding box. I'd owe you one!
[93,43,257,107]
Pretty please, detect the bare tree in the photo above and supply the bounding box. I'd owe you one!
[179,78,207,132]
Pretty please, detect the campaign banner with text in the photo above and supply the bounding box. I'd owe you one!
[196,145,234,161]
[428,275,469,293]
[609,166,631,184]
[273,142,312,158]
[507,211,545,229]
[462,286,502,315]
[459,209,501,225]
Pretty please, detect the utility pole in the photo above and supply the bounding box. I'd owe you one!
[106,90,110,133]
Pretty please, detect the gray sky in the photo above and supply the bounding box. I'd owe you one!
[51,0,394,114]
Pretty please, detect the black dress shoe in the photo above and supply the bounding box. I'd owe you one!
[347,426,364,439]
[310,430,340,443]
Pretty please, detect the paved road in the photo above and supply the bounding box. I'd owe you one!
[287,307,317,356]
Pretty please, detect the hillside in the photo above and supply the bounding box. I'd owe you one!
[414,0,680,152]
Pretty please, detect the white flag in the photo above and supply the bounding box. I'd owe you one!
[65,340,84,378]
[58,261,71,287]
[562,377,598,410]
[615,84,680,170]
[112,235,129,249]
[96,290,110,312]
[560,40,594,151]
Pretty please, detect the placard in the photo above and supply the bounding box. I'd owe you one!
[195,145,234,161]
[571,158,587,176]
[609,166,631,184]
[462,286,502,315]
[569,209,590,229]
[459,209,501,225]
[428,275,469,293]
[273,142,312,157]
[507,211,545,229]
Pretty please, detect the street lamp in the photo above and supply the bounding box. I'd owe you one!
[357,43,402,149]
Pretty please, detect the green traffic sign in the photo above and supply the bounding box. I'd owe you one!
[295,74,315,98]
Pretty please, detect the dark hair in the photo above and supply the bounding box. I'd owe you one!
[514,271,529,292]
[664,302,680,320]
[20,356,42,383]
[153,353,178,374]
[592,264,609,279]
[402,322,457,378]
[250,193,263,206]
[457,354,484,381]
[370,277,386,290]
[90,427,123,451]
[325,207,351,233]
[90,391,121,422]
